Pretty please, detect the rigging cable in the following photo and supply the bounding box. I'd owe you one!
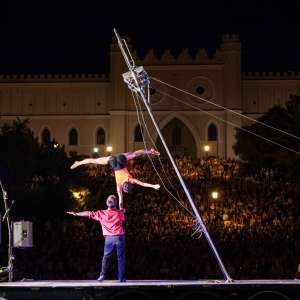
[153,88,300,156]
[131,89,195,217]
[134,86,185,202]
[151,76,300,142]
[132,90,205,239]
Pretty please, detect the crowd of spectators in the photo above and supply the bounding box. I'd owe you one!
[1,156,300,281]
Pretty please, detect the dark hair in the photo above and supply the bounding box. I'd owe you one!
[106,195,117,208]
[122,181,133,193]
[117,155,127,168]
[108,154,127,171]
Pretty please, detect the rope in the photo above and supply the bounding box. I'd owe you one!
[151,76,300,142]
[191,220,204,239]
[134,88,184,202]
[131,90,195,217]
[154,88,300,157]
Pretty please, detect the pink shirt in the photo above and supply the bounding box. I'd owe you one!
[88,209,125,236]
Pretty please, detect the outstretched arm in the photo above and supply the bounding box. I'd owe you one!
[70,156,110,169]
[124,148,160,160]
[67,211,90,217]
[132,178,160,190]
[117,186,124,210]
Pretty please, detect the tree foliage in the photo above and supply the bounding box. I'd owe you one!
[233,93,300,178]
[0,119,74,219]
[0,119,39,185]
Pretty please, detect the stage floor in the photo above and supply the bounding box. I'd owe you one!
[0,279,300,288]
[1,280,300,300]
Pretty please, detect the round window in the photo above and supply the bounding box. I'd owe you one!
[196,86,205,95]
[187,77,214,104]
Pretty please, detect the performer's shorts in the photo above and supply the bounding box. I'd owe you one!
[108,154,127,171]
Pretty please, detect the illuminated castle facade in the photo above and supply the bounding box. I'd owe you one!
[0,34,300,159]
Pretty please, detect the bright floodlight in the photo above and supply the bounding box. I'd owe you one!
[93,147,99,153]
[204,145,210,152]
[211,191,219,199]
[106,146,113,152]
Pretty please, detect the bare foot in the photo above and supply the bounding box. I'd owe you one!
[70,161,80,169]
[66,211,76,216]
[150,148,160,156]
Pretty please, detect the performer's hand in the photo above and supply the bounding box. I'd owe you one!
[149,148,160,156]
[70,161,80,170]
[153,184,160,190]
[67,211,77,216]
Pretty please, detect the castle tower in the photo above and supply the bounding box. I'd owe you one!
[108,36,130,153]
[221,34,242,158]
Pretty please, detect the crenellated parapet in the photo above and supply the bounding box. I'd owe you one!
[160,49,176,64]
[136,47,224,66]
[222,33,240,43]
[110,33,241,66]
[133,33,241,66]
[242,71,300,80]
[0,73,108,83]
[221,33,241,52]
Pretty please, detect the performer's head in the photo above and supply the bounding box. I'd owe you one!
[106,195,117,208]
[122,181,133,193]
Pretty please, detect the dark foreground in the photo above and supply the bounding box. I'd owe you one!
[0,279,300,300]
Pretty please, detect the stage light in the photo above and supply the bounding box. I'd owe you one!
[72,192,80,200]
[0,267,8,274]
[0,267,8,282]
[204,145,210,152]
[53,143,59,149]
[106,146,113,153]
[204,145,210,159]
[71,189,90,206]
[211,191,219,199]
[93,147,99,153]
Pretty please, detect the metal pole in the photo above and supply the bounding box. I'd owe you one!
[113,28,232,282]
[140,96,231,282]
[7,221,13,282]
[0,179,13,282]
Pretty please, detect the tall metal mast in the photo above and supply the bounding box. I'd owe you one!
[0,178,14,282]
[113,29,232,282]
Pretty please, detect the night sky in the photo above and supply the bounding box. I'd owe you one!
[1,1,300,74]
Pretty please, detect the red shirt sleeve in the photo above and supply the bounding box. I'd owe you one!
[88,210,103,222]
[87,209,125,236]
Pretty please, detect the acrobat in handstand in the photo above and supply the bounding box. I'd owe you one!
[70,149,160,209]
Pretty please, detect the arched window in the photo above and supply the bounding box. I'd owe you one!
[41,128,51,145]
[96,128,105,145]
[172,126,182,145]
[69,128,78,145]
[208,123,218,141]
[134,125,143,142]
